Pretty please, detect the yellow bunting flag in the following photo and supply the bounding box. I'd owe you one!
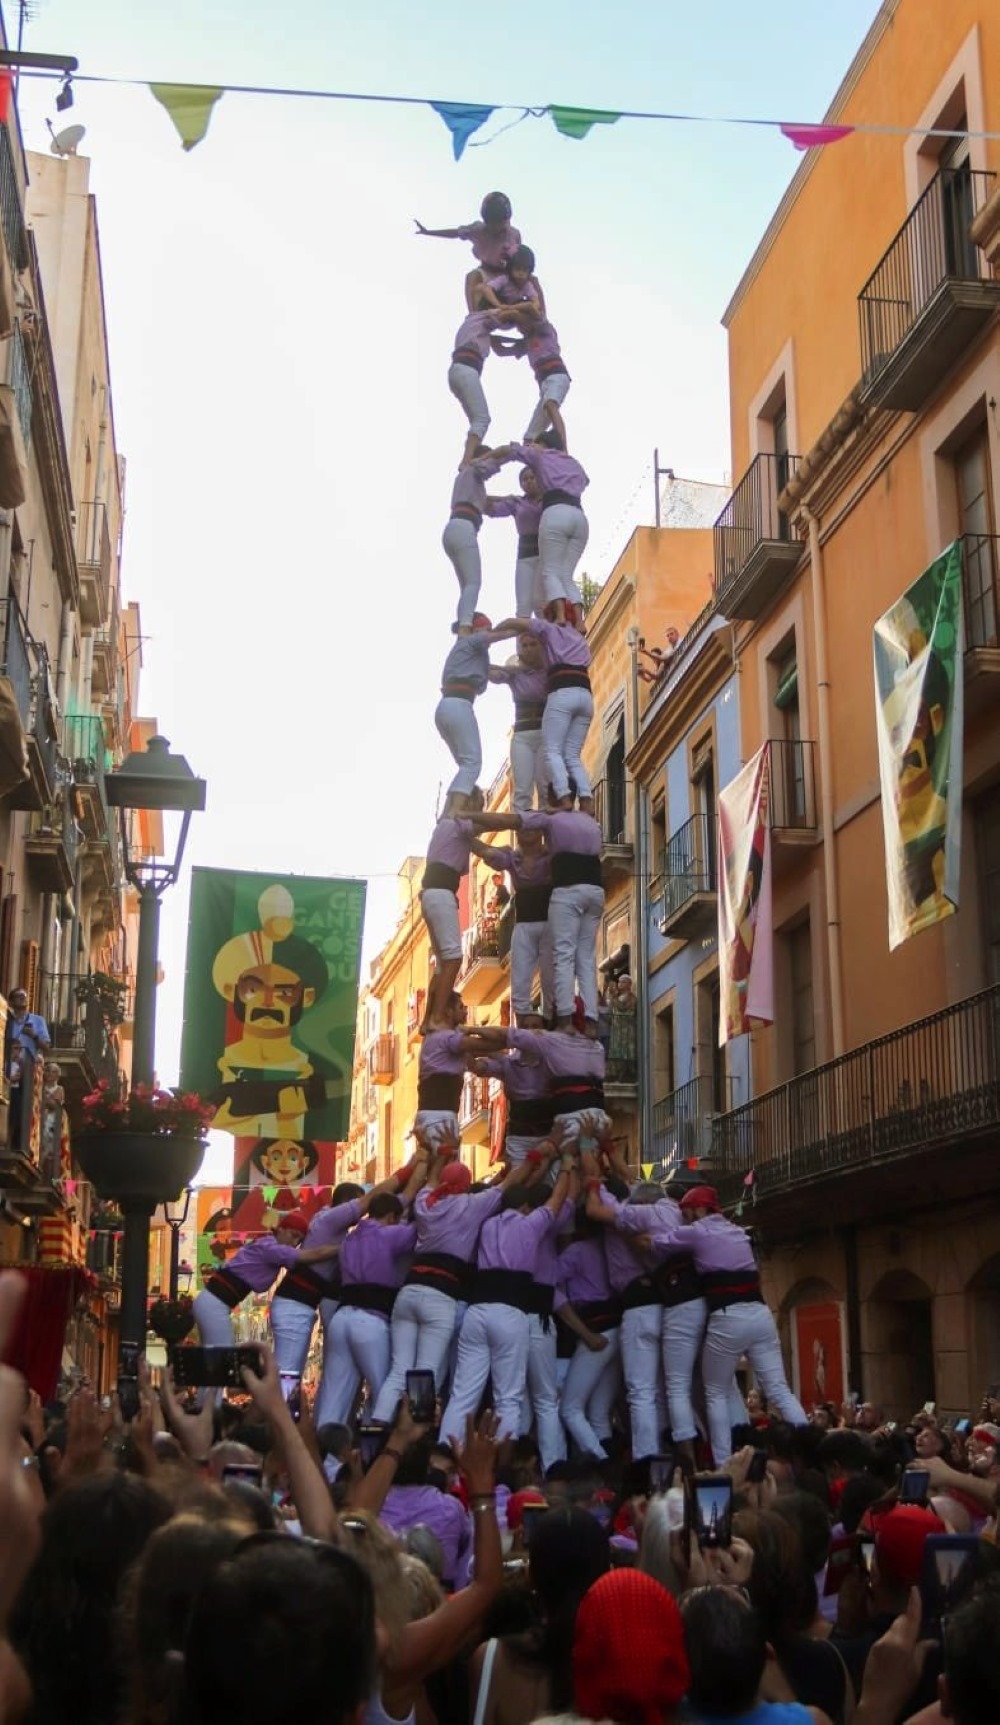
[641,1162,654,1179]
[149,83,224,151]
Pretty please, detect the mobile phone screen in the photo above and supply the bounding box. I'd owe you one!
[859,1536,876,1574]
[357,1423,388,1469]
[746,1449,769,1484]
[278,1371,302,1423]
[222,1463,264,1488]
[899,1468,930,1506]
[920,1535,979,1634]
[648,1453,675,1494]
[690,1474,733,1549]
[170,1345,262,1388]
[521,1504,547,1541]
[405,1369,436,1424]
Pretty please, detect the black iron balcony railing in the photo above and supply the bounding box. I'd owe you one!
[8,323,32,453]
[0,594,31,727]
[593,775,629,847]
[959,532,1000,651]
[714,983,1000,1201]
[661,811,716,921]
[0,123,28,274]
[460,1072,491,1125]
[41,969,121,1085]
[64,713,109,797]
[859,167,996,384]
[651,1074,737,1175]
[713,451,802,600]
[768,738,818,831]
[461,913,501,973]
[77,500,112,607]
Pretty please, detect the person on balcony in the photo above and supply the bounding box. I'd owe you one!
[646,1186,807,1463]
[485,466,544,622]
[370,1154,532,1422]
[434,615,519,805]
[192,1213,340,1349]
[606,974,638,1083]
[5,987,50,1156]
[488,630,548,811]
[490,432,590,617]
[470,824,553,1027]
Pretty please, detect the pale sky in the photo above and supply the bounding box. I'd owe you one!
[12,0,881,1186]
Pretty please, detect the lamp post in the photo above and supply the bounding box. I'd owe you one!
[104,735,206,1364]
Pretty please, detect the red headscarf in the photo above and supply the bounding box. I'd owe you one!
[425,1162,472,1207]
[574,1570,690,1725]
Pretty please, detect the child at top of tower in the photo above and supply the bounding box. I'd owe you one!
[414,191,526,311]
[473,244,547,319]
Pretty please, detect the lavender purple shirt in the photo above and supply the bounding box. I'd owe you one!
[452,308,498,363]
[425,818,473,876]
[507,1026,606,1083]
[419,1029,470,1080]
[303,1197,364,1250]
[441,634,490,695]
[598,1186,656,1295]
[474,841,551,892]
[340,1217,418,1294]
[477,1202,563,1275]
[456,220,522,267]
[522,809,602,859]
[450,455,501,516]
[555,1236,612,1311]
[649,1213,757,1277]
[413,1185,503,1262]
[487,493,544,538]
[526,617,591,670]
[534,1197,575,1290]
[223,1236,299,1293]
[508,444,589,502]
[378,1485,472,1585]
[490,662,548,705]
[484,272,540,308]
[522,321,566,377]
[478,1046,549,1103]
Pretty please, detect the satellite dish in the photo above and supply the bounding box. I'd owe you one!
[47,122,86,157]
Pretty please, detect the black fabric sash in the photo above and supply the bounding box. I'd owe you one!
[541,488,583,510]
[525,1282,555,1320]
[550,851,603,889]
[573,1297,621,1332]
[417,1071,463,1113]
[337,1281,396,1317]
[546,664,591,694]
[450,503,483,529]
[514,884,551,922]
[470,1267,535,1311]
[204,1268,252,1309]
[534,357,570,381]
[620,1273,662,1312]
[551,1076,605,1112]
[513,700,545,733]
[273,1265,328,1309]
[655,1256,702,1310]
[421,862,461,894]
[507,1095,555,1135]
[406,1253,472,1299]
[703,1269,764,1313]
[517,533,540,559]
[440,682,477,702]
[451,345,485,374]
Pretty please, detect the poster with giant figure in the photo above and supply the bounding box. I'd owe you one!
[874,542,964,951]
[180,867,366,1141]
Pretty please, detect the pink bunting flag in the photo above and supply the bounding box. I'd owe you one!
[780,122,854,151]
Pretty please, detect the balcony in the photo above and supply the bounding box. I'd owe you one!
[77,501,112,629]
[593,775,633,883]
[91,599,119,700]
[859,167,1000,413]
[650,1074,737,1180]
[459,911,509,1007]
[368,1032,397,1086]
[459,1072,493,1145]
[25,797,79,894]
[656,812,716,941]
[767,738,819,853]
[713,983,1000,1229]
[1,600,62,812]
[40,970,122,1126]
[0,324,31,508]
[714,452,803,621]
[958,533,1000,714]
[0,123,28,333]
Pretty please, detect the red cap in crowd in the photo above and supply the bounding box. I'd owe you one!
[574,1570,690,1725]
[872,1505,946,1588]
[277,1211,309,1237]
[680,1185,720,1214]
[505,1488,548,1531]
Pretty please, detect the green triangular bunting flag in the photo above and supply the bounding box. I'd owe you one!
[150,83,224,151]
[549,105,622,141]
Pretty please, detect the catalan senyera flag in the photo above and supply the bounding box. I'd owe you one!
[180,868,366,1144]
[874,542,964,950]
[718,744,774,1044]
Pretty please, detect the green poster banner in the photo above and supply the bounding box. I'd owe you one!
[873,541,964,951]
[180,868,366,1141]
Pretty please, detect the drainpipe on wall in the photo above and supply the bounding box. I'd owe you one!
[801,506,846,1059]
[0,510,12,600]
[80,629,94,713]
[627,626,652,1162]
[55,598,74,716]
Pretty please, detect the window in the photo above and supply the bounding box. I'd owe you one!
[603,713,627,844]
[696,972,727,1113]
[939,123,978,279]
[651,796,667,885]
[954,425,997,649]
[789,922,816,1076]
[772,641,807,826]
[691,737,717,885]
[976,791,1000,986]
[654,1002,676,1103]
[386,997,394,1035]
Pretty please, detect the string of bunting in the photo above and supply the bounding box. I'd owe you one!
[22,68,1000,156]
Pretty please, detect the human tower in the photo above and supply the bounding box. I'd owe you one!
[192,193,809,1469]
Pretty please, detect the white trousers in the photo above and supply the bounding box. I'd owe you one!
[662,1297,745,1442]
[514,555,544,619]
[318,1305,392,1429]
[539,503,589,605]
[269,1298,317,1377]
[447,361,490,440]
[371,1285,459,1422]
[524,1314,566,1474]
[421,888,462,963]
[439,1301,529,1444]
[561,1326,622,1458]
[434,696,482,796]
[442,517,482,628]
[542,685,594,799]
[505,1132,547,1168]
[510,727,546,813]
[703,1303,807,1464]
[524,373,572,442]
[510,917,553,1017]
[193,1289,237,1348]
[549,883,604,1020]
[621,1304,665,1459]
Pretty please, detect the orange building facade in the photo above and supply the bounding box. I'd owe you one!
[700,0,1000,1413]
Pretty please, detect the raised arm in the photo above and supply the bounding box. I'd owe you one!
[241,1345,338,1543]
[469,838,510,868]
[414,220,462,239]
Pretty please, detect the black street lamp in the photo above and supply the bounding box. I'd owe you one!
[104,735,206,1363]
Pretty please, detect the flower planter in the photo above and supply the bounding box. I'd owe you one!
[148,1296,196,1343]
[73,1129,206,1205]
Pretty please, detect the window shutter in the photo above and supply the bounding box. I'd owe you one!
[19,938,39,1010]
